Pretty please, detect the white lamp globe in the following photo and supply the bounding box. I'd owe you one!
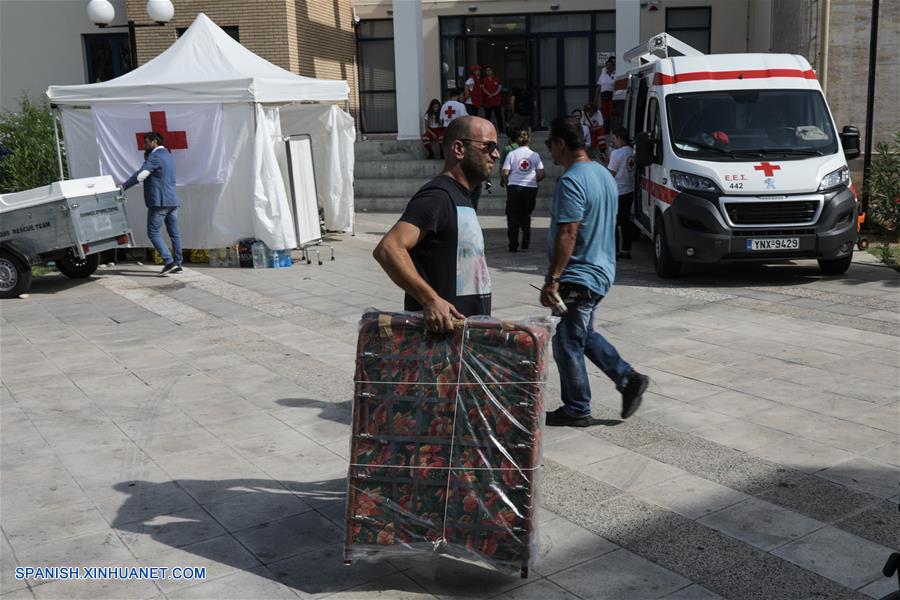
[146,0,174,23]
[86,0,116,26]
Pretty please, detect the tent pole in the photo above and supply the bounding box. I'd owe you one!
[51,105,65,180]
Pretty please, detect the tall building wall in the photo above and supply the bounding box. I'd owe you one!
[773,0,899,148]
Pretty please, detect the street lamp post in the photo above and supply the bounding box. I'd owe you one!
[87,0,174,69]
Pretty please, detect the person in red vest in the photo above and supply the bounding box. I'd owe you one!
[481,65,503,133]
[463,65,483,117]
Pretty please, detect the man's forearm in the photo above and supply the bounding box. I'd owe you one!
[548,229,577,277]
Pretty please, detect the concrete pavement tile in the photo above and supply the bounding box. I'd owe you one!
[203,488,314,533]
[399,556,523,599]
[858,575,900,599]
[134,428,225,458]
[626,519,763,583]
[633,473,749,520]
[745,404,839,436]
[541,432,629,468]
[30,577,161,599]
[203,413,292,442]
[704,545,867,600]
[682,390,781,418]
[1,477,90,514]
[772,526,894,590]
[550,548,691,600]
[636,368,724,403]
[166,566,299,599]
[250,445,347,485]
[116,506,228,560]
[580,451,687,492]
[586,418,683,453]
[641,406,736,435]
[114,411,201,442]
[661,584,723,599]
[87,478,200,527]
[0,588,35,598]
[800,421,897,454]
[531,517,618,577]
[1,503,110,553]
[490,579,579,599]
[13,530,135,578]
[818,458,900,499]
[232,511,340,565]
[141,534,262,593]
[865,441,900,467]
[325,572,437,599]
[697,498,823,551]
[692,419,790,453]
[749,436,857,474]
[836,501,900,550]
[227,429,320,461]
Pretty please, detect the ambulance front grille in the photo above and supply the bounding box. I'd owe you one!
[724,201,819,225]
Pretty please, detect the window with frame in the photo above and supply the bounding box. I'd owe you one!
[357,20,397,133]
[665,7,711,54]
[83,33,133,82]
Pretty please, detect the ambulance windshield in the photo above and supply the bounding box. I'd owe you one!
[667,89,838,160]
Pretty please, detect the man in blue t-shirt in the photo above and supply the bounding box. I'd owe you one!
[539,116,649,426]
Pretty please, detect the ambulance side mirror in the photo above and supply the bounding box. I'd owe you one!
[840,126,860,160]
[634,132,653,168]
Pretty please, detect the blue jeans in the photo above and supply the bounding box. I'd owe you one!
[553,283,633,418]
[147,207,182,266]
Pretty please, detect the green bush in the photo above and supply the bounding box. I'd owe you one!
[0,95,65,194]
[867,131,900,239]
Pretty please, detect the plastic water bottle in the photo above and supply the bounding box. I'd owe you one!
[251,241,267,269]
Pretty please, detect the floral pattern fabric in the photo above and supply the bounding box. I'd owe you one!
[345,311,554,574]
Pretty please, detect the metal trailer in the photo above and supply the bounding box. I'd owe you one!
[0,176,133,298]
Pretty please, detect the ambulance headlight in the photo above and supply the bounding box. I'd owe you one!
[818,166,849,191]
[670,171,720,193]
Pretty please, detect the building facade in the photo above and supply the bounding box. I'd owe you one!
[1,0,360,117]
[353,0,898,148]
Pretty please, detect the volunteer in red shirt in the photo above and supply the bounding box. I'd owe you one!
[463,65,483,117]
[480,65,503,133]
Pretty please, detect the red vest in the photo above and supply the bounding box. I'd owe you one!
[465,76,483,107]
[481,76,502,108]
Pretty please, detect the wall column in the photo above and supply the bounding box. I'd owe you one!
[392,0,424,140]
[616,0,641,70]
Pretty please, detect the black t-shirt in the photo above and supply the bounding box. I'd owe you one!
[399,175,492,316]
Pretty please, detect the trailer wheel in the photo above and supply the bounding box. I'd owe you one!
[653,215,681,278]
[56,250,100,279]
[0,250,32,299]
[818,255,852,276]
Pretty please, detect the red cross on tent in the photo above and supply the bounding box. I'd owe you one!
[444,106,456,120]
[519,159,530,171]
[135,111,188,151]
[753,161,781,177]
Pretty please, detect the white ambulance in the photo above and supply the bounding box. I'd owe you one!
[615,34,861,277]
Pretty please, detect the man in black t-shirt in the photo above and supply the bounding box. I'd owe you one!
[373,116,500,332]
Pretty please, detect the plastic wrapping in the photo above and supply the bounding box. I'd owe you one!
[344,310,557,576]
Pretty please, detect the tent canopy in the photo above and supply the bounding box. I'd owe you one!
[47,13,349,105]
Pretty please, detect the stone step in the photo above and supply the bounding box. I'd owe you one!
[354,159,565,179]
[354,177,557,199]
[356,195,555,212]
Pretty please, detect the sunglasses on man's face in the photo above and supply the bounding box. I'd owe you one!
[460,139,499,154]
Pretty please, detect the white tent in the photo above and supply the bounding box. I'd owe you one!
[46,13,355,249]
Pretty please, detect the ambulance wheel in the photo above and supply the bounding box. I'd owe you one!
[57,250,100,279]
[653,215,681,278]
[857,238,869,251]
[0,250,32,299]
[818,255,852,276]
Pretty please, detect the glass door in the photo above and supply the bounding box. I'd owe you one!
[532,34,591,129]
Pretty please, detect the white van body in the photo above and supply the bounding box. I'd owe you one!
[616,34,858,277]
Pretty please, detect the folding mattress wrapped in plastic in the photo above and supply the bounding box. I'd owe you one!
[344,310,556,577]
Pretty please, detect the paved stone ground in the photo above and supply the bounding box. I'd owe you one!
[1,212,898,600]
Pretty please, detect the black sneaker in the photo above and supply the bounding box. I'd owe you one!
[159,262,177,276]
[621,372,649,419]
[545,407,593,428]
[171,265,183,274]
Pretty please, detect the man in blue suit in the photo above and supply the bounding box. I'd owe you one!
[122,132,182,276]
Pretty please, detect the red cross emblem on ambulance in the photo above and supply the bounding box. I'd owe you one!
[519,159,530,171]
[753,162,781,177]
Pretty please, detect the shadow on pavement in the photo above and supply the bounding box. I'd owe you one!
[275,398,352,425]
